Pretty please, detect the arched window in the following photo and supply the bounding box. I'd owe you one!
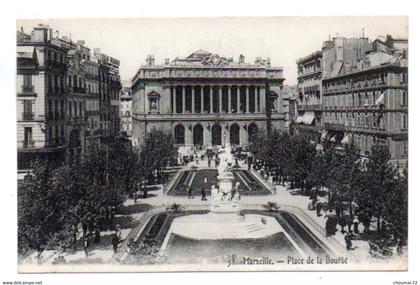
[248,123,258,144]
[174,124,185,145]
[193,124,203,146]
[230,124,240,145]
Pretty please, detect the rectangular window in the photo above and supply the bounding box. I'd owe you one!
[23,100,32,114]
[403,141,408,157]
[400,73,407,83]
[401,91,408,106]
[402,114,408,130]
[24,127,32,142]
[23,75,32,86]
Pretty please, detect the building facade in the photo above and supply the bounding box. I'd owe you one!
[295,51,323,139]
[17,24,122,179]
[84,52,101,152]
[322,49,408,168]
[17,26,68,178]
[94,49,121,140]
[294,35,408,168]
[131,50,286,147]
[120,81,132,137]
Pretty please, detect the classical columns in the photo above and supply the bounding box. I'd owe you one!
[237,87,240,113]
[200,85,204,113]
[219,87,222,113]
[255,86,259,113]
[172,86,176,114]
[191,86,195,113]
[209,85,214,114]
[246,85,250,113]
[182,85,186,114]
[260,85,266,113]
[228,85,232,113]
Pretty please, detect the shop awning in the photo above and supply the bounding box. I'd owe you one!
[302,112,315,125]
[17,46,35,58]
[330,135,336,142]
[341,134,351,145]
[295,116,304,124]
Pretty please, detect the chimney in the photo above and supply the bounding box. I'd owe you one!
[20,26,23,32]
[239,54,245,64]
[32,25,49,42]
[266,57,271,67]
[48,28,53,40]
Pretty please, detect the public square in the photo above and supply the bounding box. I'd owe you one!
[15,18,408,272]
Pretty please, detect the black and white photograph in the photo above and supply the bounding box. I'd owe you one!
[1,1,418,284]
[14,16,409,272]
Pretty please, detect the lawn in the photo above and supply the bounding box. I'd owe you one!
[167,169,271,196]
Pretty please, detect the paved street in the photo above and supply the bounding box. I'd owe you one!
[23,153,404,266]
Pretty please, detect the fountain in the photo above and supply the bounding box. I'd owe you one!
[161,144,285,242]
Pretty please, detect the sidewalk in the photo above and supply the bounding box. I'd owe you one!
[22,158,402,266]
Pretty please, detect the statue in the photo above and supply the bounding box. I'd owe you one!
[210,144,240,212]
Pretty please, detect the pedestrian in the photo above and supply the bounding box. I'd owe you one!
[335,202,342,219]
[112,234,119,254]
[82,223,88,238]
[345,233,353,251]
[115,225,122,241]
[208,157,211,167]
[338,216,347,234]
[83,237,89,257]
[346,216,353,233]
[201,179,207,201]
[396,239,403,256]
[201,187,207,200]
[316,202,322,217]
[94,226,101,243]
[187,185,194,199]
[325,217,332,237]
[353,216,359,234]
[133,191,138,204]
[110,206,115,223]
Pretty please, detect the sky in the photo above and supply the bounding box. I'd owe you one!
[17,17,407,85]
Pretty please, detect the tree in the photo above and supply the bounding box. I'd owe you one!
[18,160,67,254]
[356,144,397,236]
[334,143,363,218]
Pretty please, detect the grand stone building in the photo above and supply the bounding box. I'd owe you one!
[294,35,408,169]
[131,50,286,147]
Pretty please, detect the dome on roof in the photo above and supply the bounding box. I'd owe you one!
[186,49,212,59]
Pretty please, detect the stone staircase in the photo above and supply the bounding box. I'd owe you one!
[246,223,266,233]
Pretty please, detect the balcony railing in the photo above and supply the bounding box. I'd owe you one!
[297,104,322,111]
[23,140,35,148]
[46,60,67,70]
[324,123,346,131]
[22,112,34,121]
[22,85,34,93]
[47,138,66,148]
[73,87,86,94]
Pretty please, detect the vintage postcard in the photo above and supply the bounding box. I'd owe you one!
[16,16,408,273]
